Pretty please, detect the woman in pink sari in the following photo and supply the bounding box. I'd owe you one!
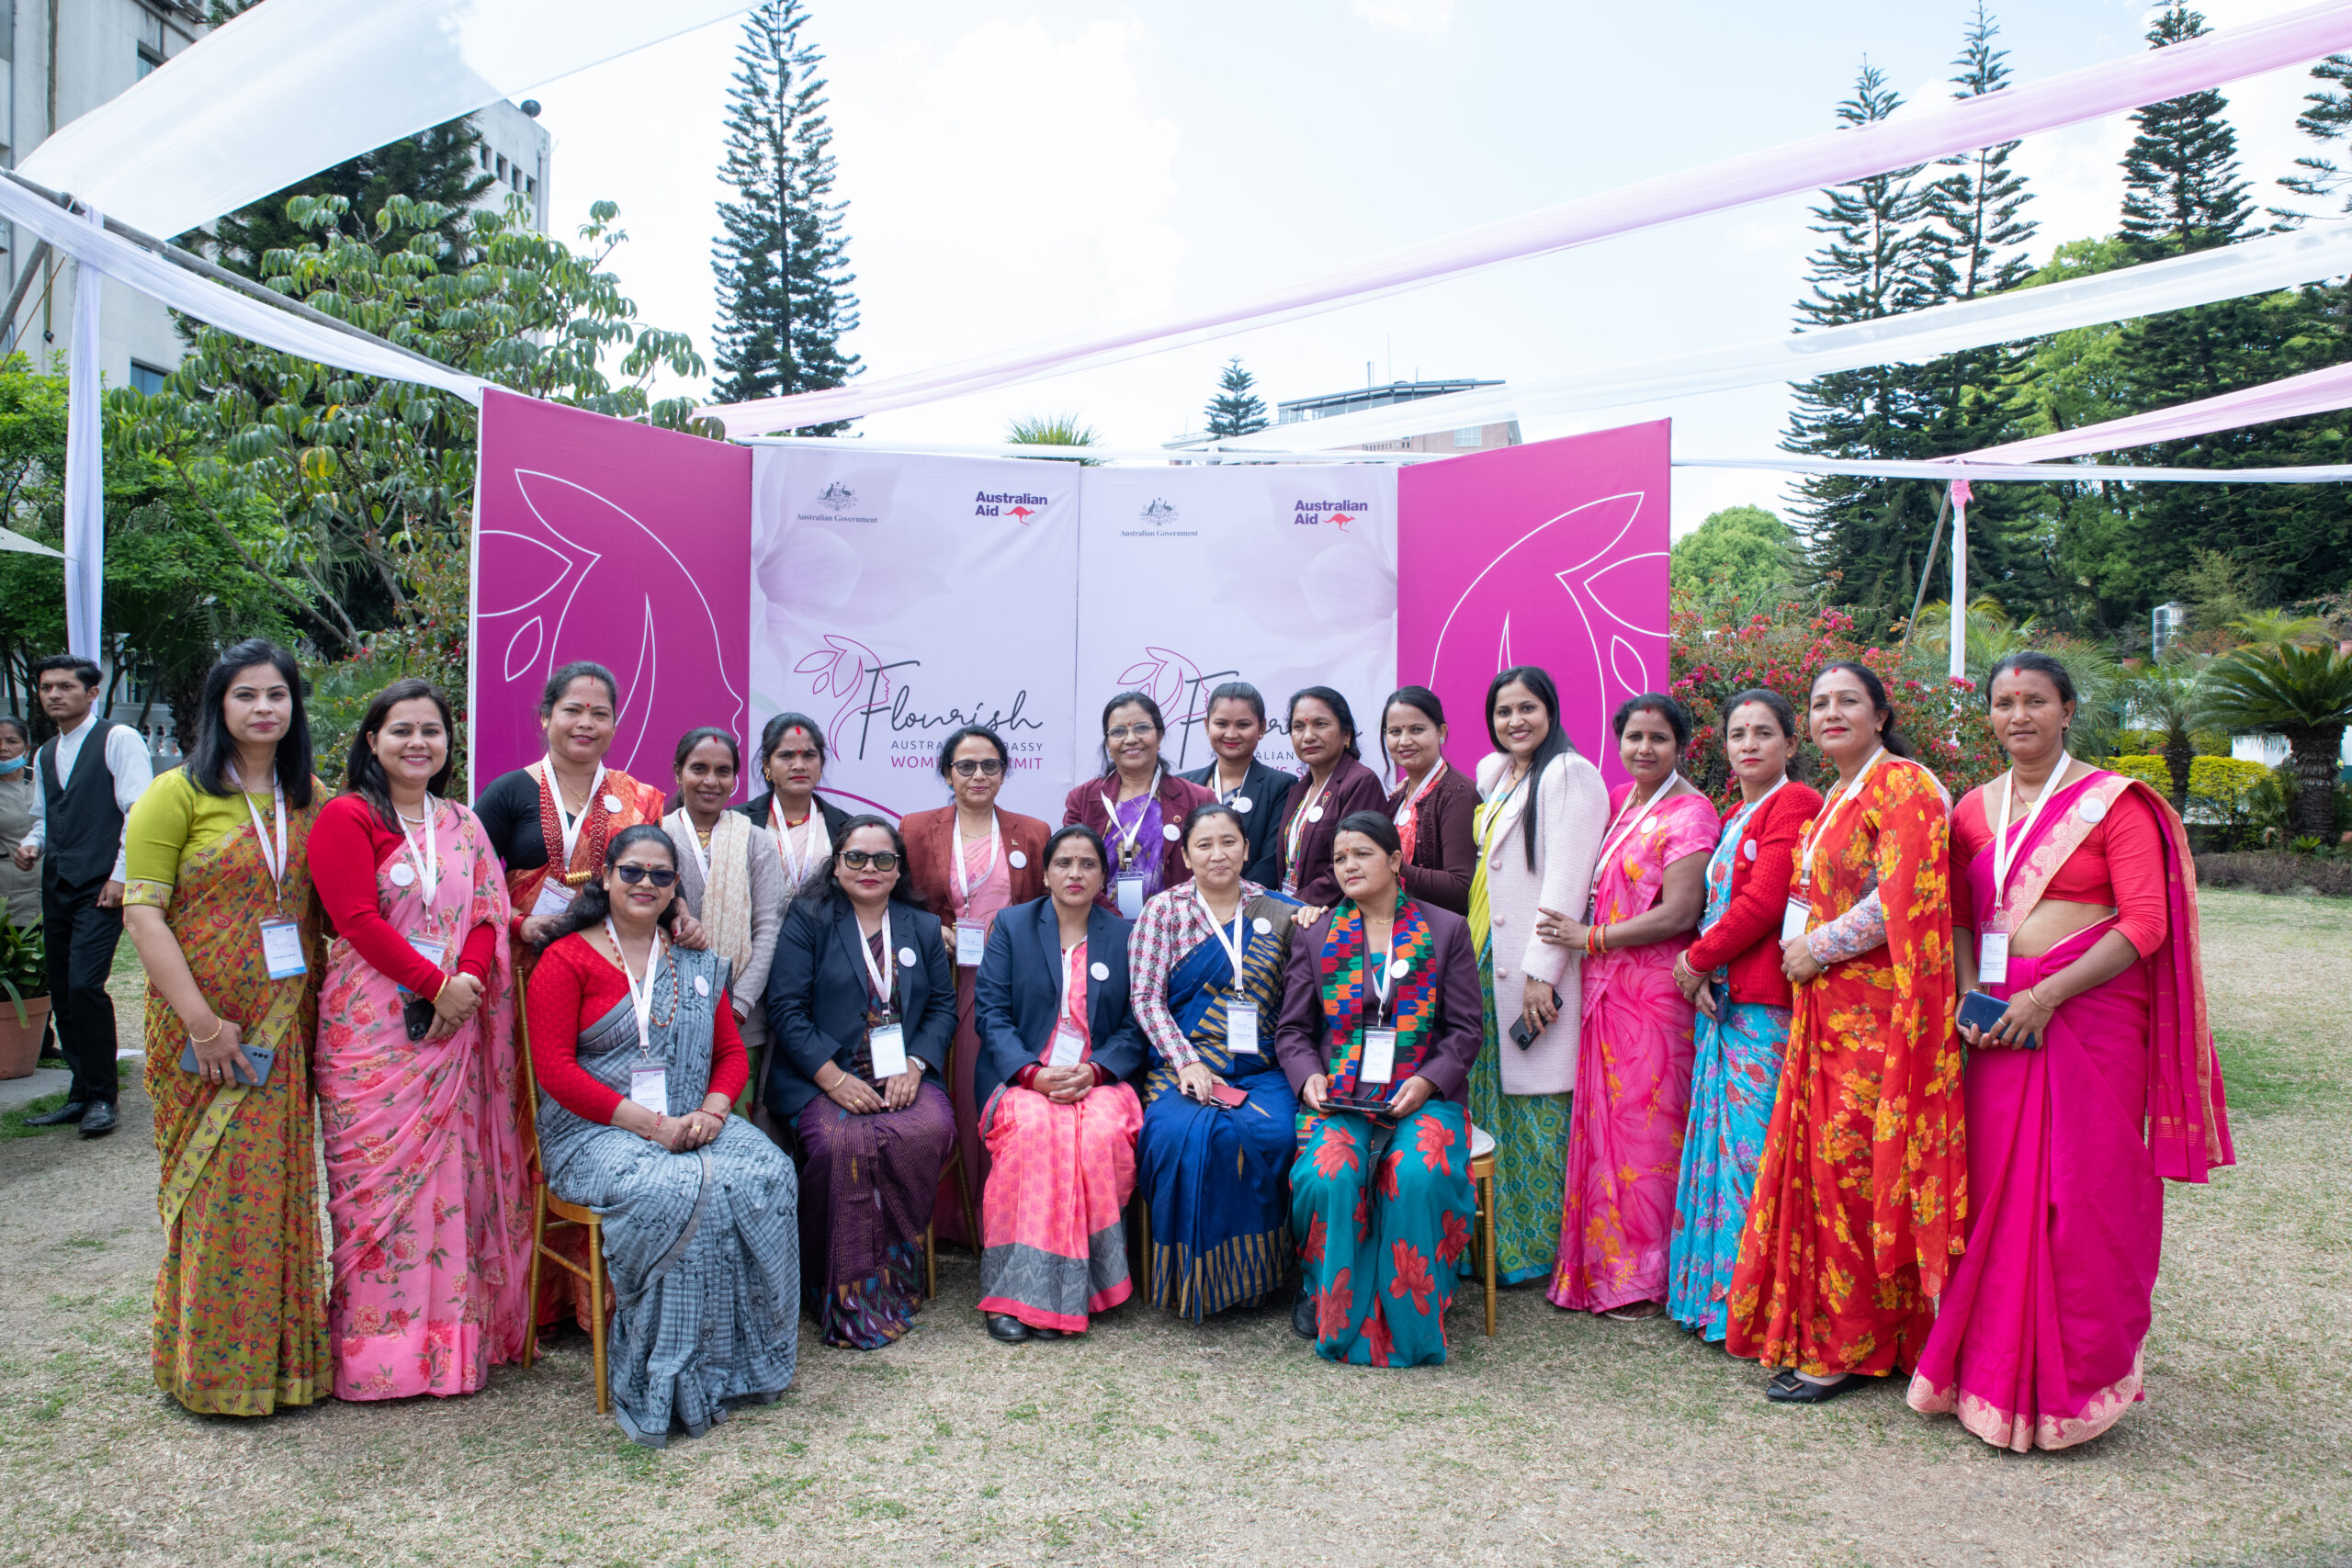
[311,680,532,1400]
[1540,694,1716,1316]
[1909,652,2233,1451]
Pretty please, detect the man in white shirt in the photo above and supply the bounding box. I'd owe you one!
[13,656,152,1138]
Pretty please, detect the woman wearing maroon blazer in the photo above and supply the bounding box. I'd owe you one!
[1378,686,1478,916]
[1061,692,1216,919]
[1272,686,1389,909]
[1663,688,1824,1343]
[903,725,1053,1246]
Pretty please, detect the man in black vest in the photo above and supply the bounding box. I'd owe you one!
[13,655,152,1138]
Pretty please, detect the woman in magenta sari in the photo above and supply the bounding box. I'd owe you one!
[1910,652,2233,1451]
[311,680,532,1400]
[1539,694,1715,1317]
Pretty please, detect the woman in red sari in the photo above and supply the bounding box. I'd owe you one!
[1909,651,2232,1450]
[1725,661,1965,1404]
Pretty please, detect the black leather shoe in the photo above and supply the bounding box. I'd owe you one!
[77,1101,118,1138]
[24,1100,88,1127]
[1292,1292,1318,1340]
[985,1314,1031,1343]
[1027,1325,1062,1340]
[1765,1370,1869,1404]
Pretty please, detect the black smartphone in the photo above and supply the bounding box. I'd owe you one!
[1508,1015,1537,1050]
[1958,989,2040,1050]
[178,1038,276,1087]
[403,997,437,1043]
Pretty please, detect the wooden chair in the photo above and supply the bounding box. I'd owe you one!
[517,994,613,1414]
[1466,1123,1498,1337]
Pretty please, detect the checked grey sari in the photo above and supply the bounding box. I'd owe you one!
[536,945,801,1447]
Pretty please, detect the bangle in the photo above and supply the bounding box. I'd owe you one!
[2028,984,2054,1010]
[187,1016,225,1044]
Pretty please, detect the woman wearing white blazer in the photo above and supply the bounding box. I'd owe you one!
[1468,666,1610,1283]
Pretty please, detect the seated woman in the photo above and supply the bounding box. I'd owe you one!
[1127,804,1300,1320]
[765,816,957,1349]
[526,825,799,1448]
[972,826,1148,1342]
[1277,812,1485,1367]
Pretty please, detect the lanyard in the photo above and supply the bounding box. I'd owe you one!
[1594,771,1680,876]
[951,810,1001,911]
[400,800,440,905]
[1215,762,1250,804]
[857,910,896,1010]
[605,917,668,1059]
[671,809,712,883]
[1798,748,1886,889]
[1195,883,1250,981]
[771,796,825,884]
[1100,768,1160,868]
[1057,938,1088,1035]
[1481,760,1533,848]
[1366,941,1397,1022]
[545,757,606,873]
[1284,767,1335,865]
[1990,755,2071,900]
[1730,776,1790,839]
[234,766,288,899]
[1392,759,1447,825]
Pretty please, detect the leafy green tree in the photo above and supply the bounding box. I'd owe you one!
[1671,505,1793,604]
[2122,653,2212,810]
[1204,357,1269,438]
[204,118,495,276]
[711,0,861,423]
[2200,643,2352,839]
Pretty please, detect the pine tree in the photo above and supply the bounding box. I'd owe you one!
[1781,62,1941,634]
[710,0,861,424]
[2119,8,2256,260]
[2279,53,2352,209]
[1204,357,1269,438]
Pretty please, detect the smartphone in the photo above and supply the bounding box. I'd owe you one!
[1958,989,2040,1050]
[1508,1015,1538,1050]
[178,1038,276,1087]
[403,997,437,1043]
[1208,1082,1249,1110]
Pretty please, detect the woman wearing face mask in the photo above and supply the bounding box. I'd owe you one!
[1177,682,1295,887]
[739,711,854,907]
[475,661,679,958]
[120,639,328,1415]
[1126,803,1301,1320]
[1909,652,2230,1451]
[1272,686,1387,908]
[1664,690,1821,1344]
[1062,691,1215,919]
[663,728,786,1106]
[1725,662,1963,1404]
[1380,686,1476,917]
[526,825,799,1447]
[972,826,1148,1342]
[1535,694,1716,1319]
[900,725,1050,1249]
[765,817,957,1349]
[0,716,38,931]
[311,679,530,1402]
[1467,666,1608,1286]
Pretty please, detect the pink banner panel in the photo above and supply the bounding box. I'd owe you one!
[1397,421,1672,788]
[469,389,752,795]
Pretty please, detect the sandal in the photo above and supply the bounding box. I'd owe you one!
[1603,1301,1666,1322]
[1765,1371,1870,1404]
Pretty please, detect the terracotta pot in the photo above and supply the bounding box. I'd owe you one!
[0,996,51,1080]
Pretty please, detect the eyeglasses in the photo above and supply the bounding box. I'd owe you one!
[952,758,1005,778]
[612,864,677,887]
[840,850,900,872]
[1105,723,1158,742]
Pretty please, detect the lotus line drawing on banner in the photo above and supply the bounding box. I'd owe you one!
[1117,646,1204,717]
[475,468,745,780]
[796,633,891,761]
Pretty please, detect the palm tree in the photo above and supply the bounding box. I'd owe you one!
[1908,598,2122,760]
[1005,413,1103,465]
[2227,609,2329,654]
[2200,644,2352,840]
[2122,652,2210,813]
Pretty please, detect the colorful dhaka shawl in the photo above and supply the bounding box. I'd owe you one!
[1317,894,1440,1095]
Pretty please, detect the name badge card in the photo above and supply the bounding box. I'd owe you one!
[258,918,307,980]
[1114,873,1145,919]
[1046,1026,1087,1068]
[398,936,448,997]
[1781,896,1811,943]
[1977,919,2011,986]
[629,1059,668,1114]
[1227,1002,1261,1056]
[531,881,574,919]
[1361,1027,1398,1085]
[868,1021,910,1079]
[955,919,988,967]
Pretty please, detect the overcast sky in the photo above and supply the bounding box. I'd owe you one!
[525,0,2340,536]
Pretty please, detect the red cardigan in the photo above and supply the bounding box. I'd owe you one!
[525,934,748,1122]
[1680,781,1824,1009]
[311,794,500,996]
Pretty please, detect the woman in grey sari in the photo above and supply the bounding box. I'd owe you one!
[526,825,800,1447]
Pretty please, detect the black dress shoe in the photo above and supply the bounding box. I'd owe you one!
[1765,1370,1870,1404]
[77,1101,118,1138]
[24,1100,88,1127]
[1027,1325,1062,1340]
[1292,1292,1318,1340]
[985,1314,1031,1343]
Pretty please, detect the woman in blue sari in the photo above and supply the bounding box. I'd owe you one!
[1128,803,1301,1320]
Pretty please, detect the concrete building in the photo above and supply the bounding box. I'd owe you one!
[1274,378,1521,456]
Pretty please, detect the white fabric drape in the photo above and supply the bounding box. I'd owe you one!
[1674,456,2352,483]
[18,0,758,239]
[62,210,105,660]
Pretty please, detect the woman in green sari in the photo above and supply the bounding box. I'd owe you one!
[121,639,331,1416]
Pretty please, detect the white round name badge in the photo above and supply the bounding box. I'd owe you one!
[898,947,919,967]
[1253,917,1272,934]
[693,974,710,997]
[1642,816,1657,832]
[1235,795,1253,813]
[1008,850,1027,868]
[602,793,623,814]
[1388,959,1410,980]
[1744,840,1758,862]
[1163,824,1182,841]
[1090,961,1110,981]
[388,863,415,887]
[1306,807,1325,823]
[2079,797,2109,825]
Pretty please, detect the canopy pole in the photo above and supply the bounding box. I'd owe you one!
[0,238,52,356]
[1897,486,1954,657]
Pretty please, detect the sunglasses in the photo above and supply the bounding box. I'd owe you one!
[612,864,677,887]
[952,758,1005,778]
[840,850,900,872]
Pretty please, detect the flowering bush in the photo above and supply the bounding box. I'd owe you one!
[1669,590,2003,807]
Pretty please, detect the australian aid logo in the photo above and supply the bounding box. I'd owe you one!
[976,489,1050,523]
[1294,498,1371,533]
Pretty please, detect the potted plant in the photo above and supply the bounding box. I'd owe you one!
[0,919,49,1080]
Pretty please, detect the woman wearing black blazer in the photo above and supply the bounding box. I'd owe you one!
[971,826,1148,1343]
[1177,680,1296,888]
[1379,685,1479,916]
[764,815,956,1350]
[1273,686,1389,908]
[738,710,857,900]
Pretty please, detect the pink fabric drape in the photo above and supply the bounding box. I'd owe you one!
[1961,358,2352,467]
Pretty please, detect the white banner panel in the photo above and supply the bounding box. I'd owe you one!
[1073,465,1398,782]
[749,448,1081,822]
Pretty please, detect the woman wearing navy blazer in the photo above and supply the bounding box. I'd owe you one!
[1062,691,1216,919]
[765,815,956,1350]
[972,825,1148,1343]
[1272,686,1389,908]
[1177,681,1296,887]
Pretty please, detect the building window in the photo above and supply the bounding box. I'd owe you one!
[1453,426,1483,448]
[525,176,537,197]
[135,6,164,76]
[129,361,168,396]
[496,154,508,180]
